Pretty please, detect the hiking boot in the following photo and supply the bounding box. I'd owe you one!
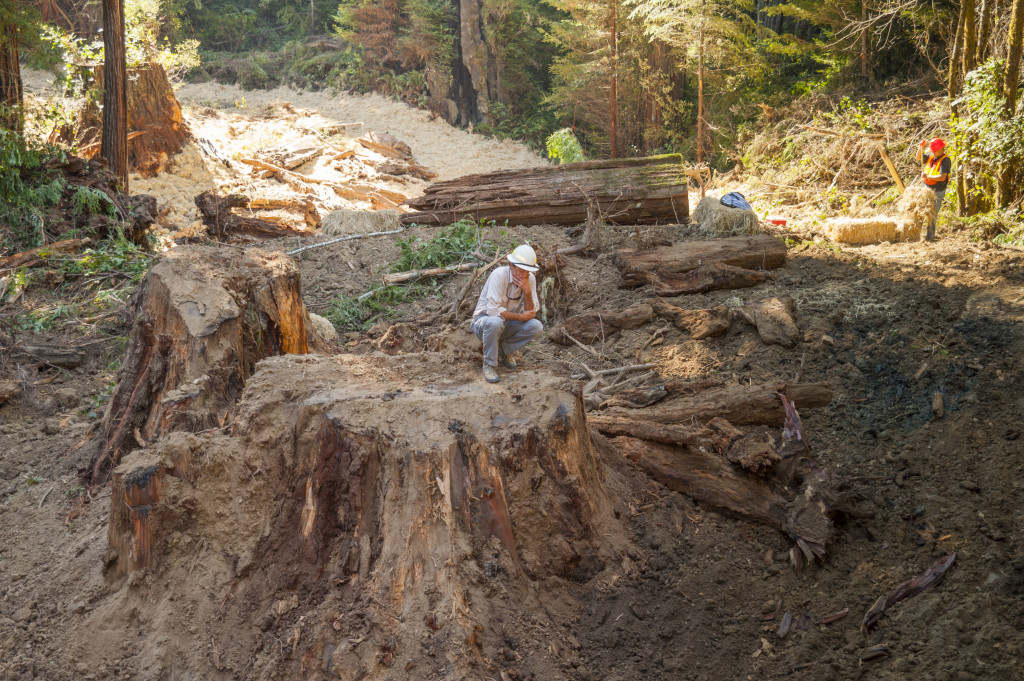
[482,363,500,383]
[498,350,518,370]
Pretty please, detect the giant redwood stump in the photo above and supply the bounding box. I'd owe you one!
[95,246,312,480]
[104,352,627,680]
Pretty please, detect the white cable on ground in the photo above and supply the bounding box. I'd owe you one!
[286,226,405,256]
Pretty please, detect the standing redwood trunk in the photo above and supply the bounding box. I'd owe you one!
[962,0,977,77]
[997,0,1024,207]
[696,0,705,166]
[101,0,128,191]
[976,0,994,63]
[609,0,617,158]
[0,11,22,133]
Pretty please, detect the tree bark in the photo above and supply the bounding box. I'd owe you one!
[613,234,787,287]
[609,0,617,159]
[976,0,993,64]
[947,0,968,100]
[601,379,832,426]
[648,299,731,339]
[0,12,22,133]
[998,0,1024,207]
[195,191,312,241]
[962,0,977,77]
[401,154,690,226]
[101,0,128,191]
[95,246,313,481]
[628,261,770,296]
[696,0,706,166]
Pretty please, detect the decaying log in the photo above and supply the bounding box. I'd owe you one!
[602,380,832,426]
[614,234,787,287]
[95,246,313,481]
[79,63,191,177]
[0,238,93,272]
[648,299,730,339]
[612,436,831,553]
[246,198,321,228]
[726,429,781,475]
[549,303,654,345]
[734,296,800,348]
[15,344,84,369]
[103,352,628,681]
[195,191,310,241]
[587,414,733,451]
[401,155,690,227]
[637,262,770,296]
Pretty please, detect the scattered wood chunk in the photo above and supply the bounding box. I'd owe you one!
[588,415,728,451]
[17,344,85,369]
[376,160,438,180]
[195,192,310,241]
[382,262,480,285]
[814,608,849,625]
[861,552,956,631]
[0,380,21,404]
[358,131,413,160]
[931,391,944,419]
[598,384,667,410]
[726,430,781,475]
[733,296,800,348]
[648,299,730,339]
[550,304,654,346]
[615,234,787,287]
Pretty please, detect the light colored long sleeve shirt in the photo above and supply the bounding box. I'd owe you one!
[473,266,540,318]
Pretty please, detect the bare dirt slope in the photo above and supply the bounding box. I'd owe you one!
[1,214,1021,681]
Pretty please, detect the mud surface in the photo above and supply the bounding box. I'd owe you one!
[1,224,1022,681]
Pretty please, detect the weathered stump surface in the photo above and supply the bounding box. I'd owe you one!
[402,154,690,226]
[104,353,626,680]
[96,246,311,479]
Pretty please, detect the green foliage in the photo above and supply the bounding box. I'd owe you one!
[952,60,1024,169]
[0,131,68,250]
[546,127,585,163]
[391,219,497,272]
[70,187,116,218]
[325,283,435,331]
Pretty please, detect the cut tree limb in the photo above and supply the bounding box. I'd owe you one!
[615,234,787,287]
[382,262,481,284]
[0,238,93,272]
[602,380,832,426]
[401,154,690,227]
[648,299,730,339]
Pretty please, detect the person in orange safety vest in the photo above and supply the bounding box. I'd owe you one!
[916,138,951,242]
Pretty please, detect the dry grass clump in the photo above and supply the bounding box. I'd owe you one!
[896,184,937,231]
[823,185,935,244]
[321,209,401,236]
[692,196,762,237]
[308,312,338,344]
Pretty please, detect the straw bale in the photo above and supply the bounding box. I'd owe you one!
[308,312,338,344]
[896,185,937,232]
[321,209,401,236]
[692,196,762,237]
[822,217,899,245]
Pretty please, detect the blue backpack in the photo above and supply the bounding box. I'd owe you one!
[720,192,752,211]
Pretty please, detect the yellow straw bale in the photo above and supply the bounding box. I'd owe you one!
[692,196,763,237]
[823,217,899,245]
[896,185,938,233]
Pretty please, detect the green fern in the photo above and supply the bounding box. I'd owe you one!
[70,186,116,217]
[546,128,585,164]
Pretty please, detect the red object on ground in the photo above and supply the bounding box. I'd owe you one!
[766,217,787,227]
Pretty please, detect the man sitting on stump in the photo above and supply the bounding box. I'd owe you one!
[472,245,543,383]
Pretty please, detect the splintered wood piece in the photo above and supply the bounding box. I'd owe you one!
[401,154,690,227]
[550,304,654,345]
[195,191,309,240]
[638,262,769,296]
[382,262,480,285]
[648,299,730,339]
[726,430,781,475]
[861,553,956,630]
[615,234,787,287]
[734,296,800,348]
[602,380,832,426]
[587,415,729,452]
[358,131,413,160]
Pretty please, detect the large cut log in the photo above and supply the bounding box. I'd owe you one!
[611,435,831,554]
[549,303,654,345]
[641,262,770,296]
[587,414,739,452]
[104,352,627,681]
[195,191,311,241]
[602,379,832,426]
[79,62,191,178]
[401,154,690,227]
[648,299,730,339]
[94,246,313,480]
[615,234,788,287]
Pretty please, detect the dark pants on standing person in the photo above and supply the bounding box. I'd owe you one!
[927,188,945,241]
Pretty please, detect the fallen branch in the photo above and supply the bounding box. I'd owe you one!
[382,262,481,285]
[570,363,655,380]
[286,227,405,256]
[861,553,956,631]
[555,203,598,256]
[561,330,601,359]
[0,238,94,272]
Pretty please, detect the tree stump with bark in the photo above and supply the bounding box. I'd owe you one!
[104,353,627,680]
[80,62,190,177]
[95,246,313,480]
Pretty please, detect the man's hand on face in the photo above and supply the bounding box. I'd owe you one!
[510,265,531,290]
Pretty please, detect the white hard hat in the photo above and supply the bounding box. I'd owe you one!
[507,244,539,272]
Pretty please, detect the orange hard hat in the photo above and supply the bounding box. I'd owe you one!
[929,138,945,153]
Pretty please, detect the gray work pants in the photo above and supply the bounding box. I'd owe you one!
[927,188,946,241]
[471,315,543,367]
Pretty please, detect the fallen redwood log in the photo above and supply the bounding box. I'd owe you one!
[549,303,654,345]
[401,154,690,227]
[0,238,93,272]
[587,414,738,452]
[195,191,311,241]
[94,246,313,481]
[640,262,770,296]
[611,435,832,555]
[648,299,730,339]
[602,380,833,426]
[615,234,787,287]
